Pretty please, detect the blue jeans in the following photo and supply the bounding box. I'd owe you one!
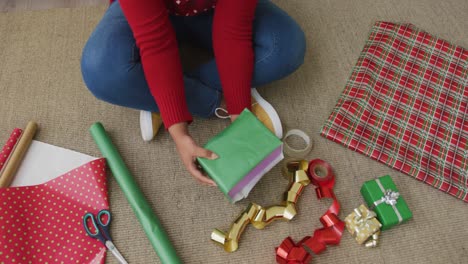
[81,0,306,118]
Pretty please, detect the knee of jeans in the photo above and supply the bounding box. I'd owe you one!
[81,41,104,99]
[81,39,125,102]
[278,21,306,75]
[291,26,306,70]
[257,19,306,81]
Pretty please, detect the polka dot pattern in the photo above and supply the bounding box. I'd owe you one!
[0,158,109,263]
[165,0,217,16]
[0,128,23,171]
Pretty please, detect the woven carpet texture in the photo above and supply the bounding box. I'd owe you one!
[0,0,467,263]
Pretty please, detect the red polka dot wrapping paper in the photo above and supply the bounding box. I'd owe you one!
[0,158,109,263]
[321,21,468,202]
[0,128,23,172]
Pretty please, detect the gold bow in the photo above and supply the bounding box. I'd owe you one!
[345,204,381,246]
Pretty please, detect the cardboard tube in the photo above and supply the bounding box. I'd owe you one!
[89,122,181,264]
[0,122,37,188]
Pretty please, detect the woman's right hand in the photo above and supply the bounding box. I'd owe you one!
[168,122,218,186]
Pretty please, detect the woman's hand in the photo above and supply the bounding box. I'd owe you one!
[169,122,218,186]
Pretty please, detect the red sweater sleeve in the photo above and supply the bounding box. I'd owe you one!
[119,0,192,129]
[213,0,258,115]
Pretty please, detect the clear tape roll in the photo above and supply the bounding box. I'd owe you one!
[282,129,313,159]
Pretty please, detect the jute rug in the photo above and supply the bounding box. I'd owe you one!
[0,1,467,263]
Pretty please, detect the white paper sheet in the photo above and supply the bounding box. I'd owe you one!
[10,140,96,187]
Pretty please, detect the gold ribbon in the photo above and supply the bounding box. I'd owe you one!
[211,203,259,252]
[211,160,310,252]
[364,232,381,248]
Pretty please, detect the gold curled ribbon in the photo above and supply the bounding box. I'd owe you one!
[211,203,260,252]
[211,160,310,252]
[365,231,380,248]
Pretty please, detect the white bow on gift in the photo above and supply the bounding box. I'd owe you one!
[373,178,403,223]
[374,190,400,206]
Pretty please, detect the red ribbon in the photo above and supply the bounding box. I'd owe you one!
[275,159,344,263]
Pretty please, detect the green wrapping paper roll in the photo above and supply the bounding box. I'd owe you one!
[90,122,181,264]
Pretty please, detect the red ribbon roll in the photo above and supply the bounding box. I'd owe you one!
[307,159,340,216]
[276,159,344,263]
[307,159,335,187]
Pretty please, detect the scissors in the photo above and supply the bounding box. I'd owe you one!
[83,209,129,264]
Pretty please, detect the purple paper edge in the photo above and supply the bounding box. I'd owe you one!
[228,146,283,197]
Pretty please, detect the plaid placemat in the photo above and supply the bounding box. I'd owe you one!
[321,21,468,202]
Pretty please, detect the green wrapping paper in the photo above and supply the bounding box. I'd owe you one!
[361,175,412,231]
[90,123,181,264]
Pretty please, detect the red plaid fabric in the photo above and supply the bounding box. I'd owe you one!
[321,22,468,202]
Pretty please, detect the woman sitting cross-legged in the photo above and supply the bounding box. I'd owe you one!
[81,0,306,186]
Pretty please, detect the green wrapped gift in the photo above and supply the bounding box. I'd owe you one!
[360,175,412,230]
[197,109,283,203]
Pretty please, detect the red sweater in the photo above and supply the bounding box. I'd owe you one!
[118,0,257,128]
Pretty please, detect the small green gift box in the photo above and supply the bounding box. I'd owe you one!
[360,175,412,230]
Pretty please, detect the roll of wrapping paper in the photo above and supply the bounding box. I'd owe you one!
[89,122,181,264]
[0,128,23,173]
[0,122,37,188]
